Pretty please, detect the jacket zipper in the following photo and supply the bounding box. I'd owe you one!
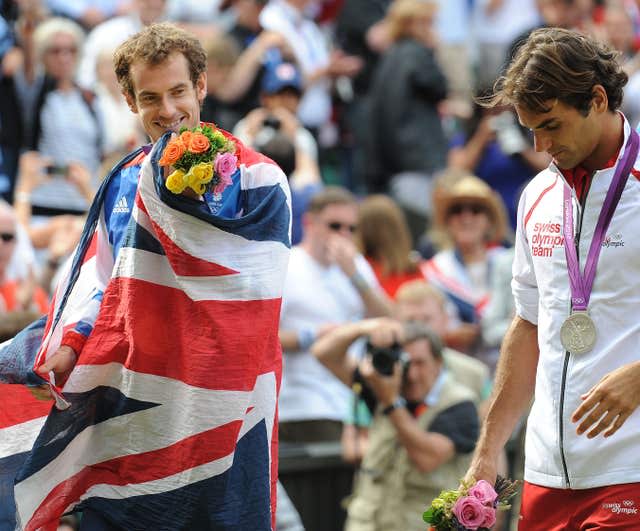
[558,175,592,488]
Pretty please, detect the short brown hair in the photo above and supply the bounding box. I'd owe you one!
[487,27,627,114]
[114,23,207,100]
[307,186,357,214]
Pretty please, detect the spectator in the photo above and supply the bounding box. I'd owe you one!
[278,186,392,444]
[420,175,510,368]
[395,280,491,403]
[234,60,321,185]
[201,29,289,131]
[312,318,479,531]
[334,0,392,191]
[252,127,321,246]
[26,17,102,214]
[364,0,447,237]
[259,0,362,133]
[355,194,423,299]
[94,45,145,161]
[45,0,128,30]
[205,0,270,127]
[470,0,541,88]
[76,0,167,90]
[0,201,48,314]
[448,92,550,228]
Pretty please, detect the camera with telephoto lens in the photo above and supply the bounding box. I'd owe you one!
[366,340,410,376]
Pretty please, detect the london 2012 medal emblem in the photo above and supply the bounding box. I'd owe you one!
[560,312,597,354]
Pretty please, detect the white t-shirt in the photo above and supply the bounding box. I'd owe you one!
[278,246,381,422]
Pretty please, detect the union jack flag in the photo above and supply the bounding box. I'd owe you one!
[0,132,291,531]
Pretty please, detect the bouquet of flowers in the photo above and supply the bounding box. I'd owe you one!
[423,476,520,531]
[158,125,238,196]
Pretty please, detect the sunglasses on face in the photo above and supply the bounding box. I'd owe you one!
[447,203,486,217]
[326,221,357,233]
[0,232,16,243]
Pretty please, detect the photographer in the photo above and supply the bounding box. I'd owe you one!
[233,60,321,187]
[311,317,479,531]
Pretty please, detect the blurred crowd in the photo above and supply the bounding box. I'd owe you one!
[1,0,640,530]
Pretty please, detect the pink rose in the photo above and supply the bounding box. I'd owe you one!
[213,172,233,195]
[452,496,487,530]
[214,152,238,181]
[468,480,498,506]
[480,505,497,529]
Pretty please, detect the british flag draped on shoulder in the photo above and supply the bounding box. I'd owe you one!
[0,129,291,531]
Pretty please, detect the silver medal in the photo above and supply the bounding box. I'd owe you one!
[560,312,597,354]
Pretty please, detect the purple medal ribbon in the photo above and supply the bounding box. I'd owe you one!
[563,129,639,311]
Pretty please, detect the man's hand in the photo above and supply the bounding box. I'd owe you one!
[572,361,640,438]
[465,455,498,487]
[326,234,358,277]
[30,346,78,400]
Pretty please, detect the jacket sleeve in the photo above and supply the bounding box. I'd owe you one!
[512,188,539,325]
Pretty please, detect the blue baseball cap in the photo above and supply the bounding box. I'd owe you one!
[261,62,303,95]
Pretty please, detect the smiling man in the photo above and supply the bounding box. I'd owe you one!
[0,23,291,531]
[465,28,640,530]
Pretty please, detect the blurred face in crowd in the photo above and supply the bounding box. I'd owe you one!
[43,32,79,81]
[402,338,442,403]
[261,89,301,115]
[397,297,448,338]
[135,0,167,26]
[0,207,17,280]
[537,0,579,29]
[446,200,492,249]
[124,51,206,142]
[304,202,358,264]
[605,7,635,55]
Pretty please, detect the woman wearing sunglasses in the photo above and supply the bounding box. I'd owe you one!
[420,174,510,371]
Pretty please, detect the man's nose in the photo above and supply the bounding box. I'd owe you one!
[159,95,176,117]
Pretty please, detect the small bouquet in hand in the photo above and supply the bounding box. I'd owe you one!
[423,476,520,531]
[159,125,238,196]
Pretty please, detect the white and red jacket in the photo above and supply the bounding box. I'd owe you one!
[514,116,640,489]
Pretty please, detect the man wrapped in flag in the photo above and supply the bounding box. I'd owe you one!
[0,22,291,530]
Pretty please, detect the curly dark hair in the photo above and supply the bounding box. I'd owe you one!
[114,22,207,100]
[485,27,628,115]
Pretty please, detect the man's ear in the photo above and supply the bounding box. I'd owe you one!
[124,91,138,114]
[591,84,608,114]
[196,72,207,104]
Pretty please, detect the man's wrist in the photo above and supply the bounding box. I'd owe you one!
[381,396,406,416]
[297,327,317,351]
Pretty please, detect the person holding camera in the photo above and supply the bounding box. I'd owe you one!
[448,93,550,229]
[311,317,479,531]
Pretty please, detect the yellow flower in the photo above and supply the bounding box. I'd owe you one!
[186,162,214,195]
[165,169,187,193]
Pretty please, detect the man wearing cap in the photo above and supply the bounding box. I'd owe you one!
[466,28,640,530]
[233,60,320,178]
[277,186,392,444]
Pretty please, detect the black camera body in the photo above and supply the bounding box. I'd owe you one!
[367,341,410,376]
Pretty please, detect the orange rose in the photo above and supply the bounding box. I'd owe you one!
[159,139,186,166]
[189,132,210,154]
[179,130,194,145]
